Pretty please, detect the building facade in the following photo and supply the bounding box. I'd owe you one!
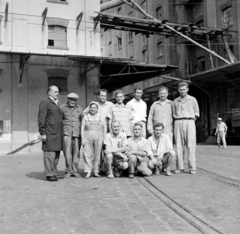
[0,0,101,153]
[101,0,240,143]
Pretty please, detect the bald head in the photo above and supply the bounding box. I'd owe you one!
[48,86,59,100]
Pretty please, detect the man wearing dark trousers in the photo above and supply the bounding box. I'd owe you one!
[60,93,83,178]
[38,85,63,182]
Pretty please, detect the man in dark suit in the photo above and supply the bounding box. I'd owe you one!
[38,85,63,182]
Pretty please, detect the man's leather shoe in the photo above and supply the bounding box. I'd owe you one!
[93,173,101,178]
[46,176,58,182]
[72,173,81,178]
[54,175,60,179]
[128,174,134,179]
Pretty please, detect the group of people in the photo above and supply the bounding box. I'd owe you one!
[38,81,200,182]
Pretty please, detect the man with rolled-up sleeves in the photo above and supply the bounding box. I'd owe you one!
[147,86,173,142]
[60,93,83,178]
[172,82,199,175]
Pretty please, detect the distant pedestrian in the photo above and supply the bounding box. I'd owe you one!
[104,121,129,179]
[172,82,199,175]
[126,123,152,179]
[147,123,176,176]
[81,102,105,179]
[126,87,147,138]
[147,86,173,142]
[215,117,228,149]
[107,90,133,138]
[60,93,83,178]
[38,86,63,182]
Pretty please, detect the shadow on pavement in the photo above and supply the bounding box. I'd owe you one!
[25,169,86,180]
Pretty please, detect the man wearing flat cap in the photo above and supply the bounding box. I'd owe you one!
[215,117,228,149]
[60,93,83,178]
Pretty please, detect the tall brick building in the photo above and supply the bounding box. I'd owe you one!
[100,0,240,142]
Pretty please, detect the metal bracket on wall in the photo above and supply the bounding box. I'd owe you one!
[5,2,8,22]
[42,7,48,25]
[19,55,31,83]
[76,12,83,32]
[94,14,100,29]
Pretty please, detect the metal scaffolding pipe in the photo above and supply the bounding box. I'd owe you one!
[100,0,125,12]
[126,0,231,65]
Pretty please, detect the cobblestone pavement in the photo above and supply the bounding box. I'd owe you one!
[195,145,240,180]
[0,153,201,234]
[147,145,240,234]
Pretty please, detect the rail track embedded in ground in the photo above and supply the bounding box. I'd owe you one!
[138,177,225,234]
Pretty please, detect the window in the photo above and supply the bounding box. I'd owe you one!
[108,41,112,56]
[197,56,205,72]
[142,48,148,63]
[222,6,233,27]
[48,26,68,49]
[156,6,162,20]
[226,87,235,111]
[157,42,163,58]
[48,77,68,94]
[45,68,69,95]
[47,0,68,5]
[117,35,122,50]
[129,31,133,42]
[141,35,148,47]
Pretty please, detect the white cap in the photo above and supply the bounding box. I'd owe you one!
[218,117,222,121]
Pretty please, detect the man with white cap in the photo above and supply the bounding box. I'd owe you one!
[215,117,228,149]
[60,93,83,178]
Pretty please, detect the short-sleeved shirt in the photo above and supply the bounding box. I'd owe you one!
[104,132,128,151]
[147,99,173,134]
[172,95,200,119]
[107,104,133,136]
[148,134,173,157]
[60,104,83,137]
[83,101,114,124]
[127,137,150,155]
[126,98,147,123]
[216,122,227,132]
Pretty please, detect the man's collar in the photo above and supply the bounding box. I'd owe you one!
[132,136,143,142]
[177,95,191,101]
[110,132,122,138]
[98,101,107,106]
[156,99,170,104]
[132,98,142,102]
[115,103,125,107]
[152,135,162,141]
[66,103,78,109]
[49,96,58,105]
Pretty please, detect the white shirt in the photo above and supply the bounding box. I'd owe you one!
[49,96,58,105]
[148,134,173,157]
[126,98,147,123]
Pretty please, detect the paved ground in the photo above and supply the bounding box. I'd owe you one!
[147,145,240,234]
[0,145,239,234]
[0,153,200,234]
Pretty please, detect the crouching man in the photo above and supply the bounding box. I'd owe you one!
[104,121,129,179]
[126,123,152,179]
[147,123,176,176]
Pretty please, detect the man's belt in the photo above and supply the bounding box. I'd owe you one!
[175,118,194,120]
